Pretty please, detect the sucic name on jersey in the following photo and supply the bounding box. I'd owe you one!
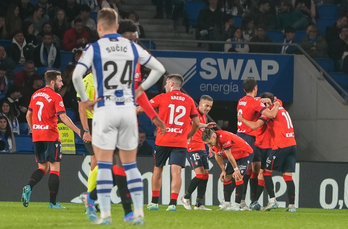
[166,127,183,133]
[106,44,127,53]
[33,92,52,102]
[33,124,49,129]
[171,96,185,101]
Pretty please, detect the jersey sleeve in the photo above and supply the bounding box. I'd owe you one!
[259,115,270,123]
[55,94,66,115]
[149,94,163,109]
[28,96,34,111]
[253,99,267,114]
[134,43,152,66]
[77,44,94,70]
[221,134,233,150]
[188,98,198,118]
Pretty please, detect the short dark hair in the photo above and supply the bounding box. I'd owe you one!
[128,11,139,22]
[202,128,215,142]
[43,32,53,37]
[258,0,269,7]
[223,14,233,23]
[243,78,257,93]
[167,74,184,88]
[25,60,35,66]
[200,95,213,102]
[139,130,146,135]
[260,92,275,103]
[0,64,7,71]
[284,26,295,33]
[80,4,91,13]
[118,19,137,34]
[45,70,61,85]
[12,30,23,37]
[74,18,83,24]
[6,85,20,96]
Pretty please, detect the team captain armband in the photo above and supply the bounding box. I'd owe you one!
[136,93,157,120]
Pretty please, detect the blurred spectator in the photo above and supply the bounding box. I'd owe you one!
[276,0,309,31]
[137,130,153,156]
[0,94,20,133]
[299,24,328,58]
[278,26,298,54]
[213,14,236,51]
[0,46,16,80]
[328,25,348,72]
[76,0,100,11]
[101,0,122,19]
[196,0,223,41]
[21,73,43,107]
[0,116,16,152]
[18,0,34,22]
[6,31,34,65]
[0,11,9,39]
[68,48,83,66]
[128,11,146,38]
[52,9,71,42]
[5,4,22,37]
[249,24,275,53]
[59,65,78,112]
[24,5,50,36]
[0,64,9,94]
[22,21,38,48]
[14,60,36,94]
[34,33,61,69]
[63,0,81,23]
[224,27,250,52]
[239,0,257,17]
[292,0,316,24]
[171,0,189,32]
[326,16,348,51]
[152,0,172,19]
[249,0,276,30]
[220,0,244,16]
[72,4,97,39]
[36,0,58,20]
[63,18,91,51]
[36,23,61,49]
[241,15,256,41]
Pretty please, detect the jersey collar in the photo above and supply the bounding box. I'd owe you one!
[102,33,122,40]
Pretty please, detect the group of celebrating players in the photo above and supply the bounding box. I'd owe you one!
[18,6,297,227]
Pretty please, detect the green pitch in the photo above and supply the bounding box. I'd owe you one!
[1,202,346,229]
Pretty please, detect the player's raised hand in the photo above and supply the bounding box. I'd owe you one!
[83,97,102,112]
[206,122,216,129]
[152,115,166,135]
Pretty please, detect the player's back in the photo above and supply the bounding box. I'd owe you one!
[187,108,206,152]
[237,96,266,136]
[255,116,275,149]
[29,87,65,142]
[151,90,198,148]
[270,107,296,148]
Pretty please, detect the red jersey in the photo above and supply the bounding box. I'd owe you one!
[187,107,206,152]
[237,96,267,136]
[150,90,198,148]
[212,130,253,160]
[28,87,66,142]
[134,63,141,89]
[254,116,275,149]
[268,107,296,149]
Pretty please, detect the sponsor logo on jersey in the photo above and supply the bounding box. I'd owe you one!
[223,141,230,147]
[239,101,247,106]
[33,124,49,129]
[166,127,183,134]
[286,132,295,137]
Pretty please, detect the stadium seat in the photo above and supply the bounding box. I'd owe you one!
[329,72,348,94]
[317,19,336,37]
[30,0,38,4]
[138,112,156,137]
[37,67,59,76]
[146,137,155,153]
[14,64,24,74]
[294,30,307,43]
[0,94,5,100]
[90,11,98,24]
[19,123,29,135]
[0,39,11,49]
[66,108,77,122]
[60,51,73,71]
[315,58,334,73]
[318,4,339,20]
[266,30,284,43]
[140,40,156,50]
[184,0,207,26]
[233,15,243,27]
[15,135,34,153]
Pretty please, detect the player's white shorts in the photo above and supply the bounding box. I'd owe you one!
[92,106,138,151]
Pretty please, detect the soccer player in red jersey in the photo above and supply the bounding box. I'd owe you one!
[21,70,80,208]
[181,95,215,211]
[238,92,297,212]
[202,129,254,211]
[147,74,200,211]
[236,78,280,209]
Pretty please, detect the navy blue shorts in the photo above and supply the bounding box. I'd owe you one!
[34,140,62,163]
[260,148,272,169]
[154,145,187,168]
[265,145,297,173]
[237,133,260,162]
[187,150,209,170]
[225,153,253,176]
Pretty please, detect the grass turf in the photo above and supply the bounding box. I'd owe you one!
[0,202,346,229]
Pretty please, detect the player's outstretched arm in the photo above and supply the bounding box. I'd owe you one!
[26,110,33,132]
[261,101,280,119]
[237,114,265,130]
[59,113,80,137]
[215,153,226,181]
[199,122,216,128]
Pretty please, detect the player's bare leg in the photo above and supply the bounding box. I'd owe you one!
[119,149,144,225]
[148,166,163,210]
[283,172,296,212]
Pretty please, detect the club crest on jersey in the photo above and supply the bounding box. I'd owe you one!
[223,141,230,147]
[59,101,64,107]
